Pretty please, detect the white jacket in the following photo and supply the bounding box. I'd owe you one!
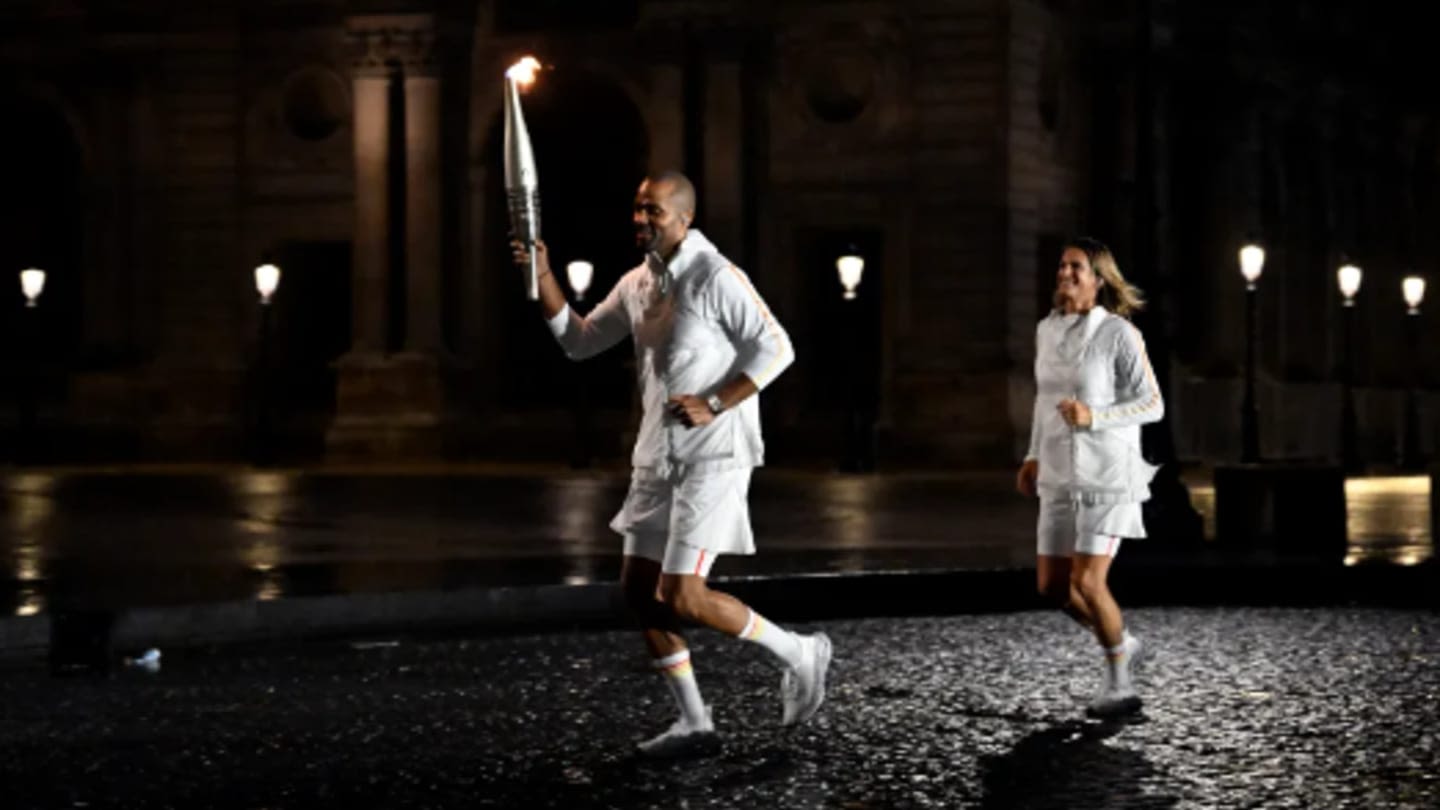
[1026,307,1164,504]
[546,229,795,475]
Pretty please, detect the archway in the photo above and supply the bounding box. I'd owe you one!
[263,240,352,461]
[0,88,84,448]
[480,67,649,414]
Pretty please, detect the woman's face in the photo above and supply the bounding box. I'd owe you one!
[1056,247,1100,312]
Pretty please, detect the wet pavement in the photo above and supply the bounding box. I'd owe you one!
[1,606,1436,808]
[0,468,1052,616]
[0,467,1430,618]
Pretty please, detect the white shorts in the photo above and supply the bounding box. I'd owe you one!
[1037,497,1144,557]
[622,533,722,577]
[612,468,755,576]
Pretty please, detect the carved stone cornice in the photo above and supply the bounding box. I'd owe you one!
[345,13,437,78]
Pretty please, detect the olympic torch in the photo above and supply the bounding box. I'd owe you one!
[504,56,542,300]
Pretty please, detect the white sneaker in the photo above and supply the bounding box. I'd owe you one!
[1128,631,1152,674]
[1085,683,1142,718]
[781,632,832,726]
[636,707,719,759]
[1085,634,1145,718]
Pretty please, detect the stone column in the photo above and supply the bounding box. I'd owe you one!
[345,19,394,352]
[702,61,743,254]
[648,63,685,177]
[403,25,443,352]
[329,14,447,460]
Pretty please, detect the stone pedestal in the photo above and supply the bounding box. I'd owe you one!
[1139,462,1205,547]
[137,363,249,461]
[1214,462,1346,559]
[325,352,449,460]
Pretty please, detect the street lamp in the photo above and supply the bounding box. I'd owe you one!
[1401,275,1427,469]
[565,259,594,468]
[1338,263,1363,304]
[566,260,594,303]
[15,268,45,464]
[1239,243,1265,463]
[837,254,865,300]
[836,250,871,471]
[253,263,281,466]
[1337,262,1363,472]
[254,263,281,305]
[1239,244,1265,288]
[1403,275,1426,315]
[19,268,45,308]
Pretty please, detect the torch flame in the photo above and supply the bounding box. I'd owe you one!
[506,56,541,87]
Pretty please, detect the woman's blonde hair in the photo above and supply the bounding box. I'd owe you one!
[1061,237,1146,318]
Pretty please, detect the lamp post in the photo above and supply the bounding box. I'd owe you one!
[254,263,281,466]
[1239,243,1265,463]
[16,269,45,464]
[836,251,869,471]
[1401,275,1427,470]
[566,260,594,468]
[1338,262,1363,473]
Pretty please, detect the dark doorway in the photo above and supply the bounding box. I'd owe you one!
[0,89,84,460]
[481,69,649,414]
[264,240,351,460]
[797,227,883,471]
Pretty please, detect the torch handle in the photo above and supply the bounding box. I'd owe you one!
[525,245,540,301]
[506,188,542,300]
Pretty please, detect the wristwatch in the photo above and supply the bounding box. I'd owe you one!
[706,394,726,415]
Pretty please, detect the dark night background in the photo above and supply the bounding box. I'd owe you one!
[0,5,1437,808]
[0,0,1432,472]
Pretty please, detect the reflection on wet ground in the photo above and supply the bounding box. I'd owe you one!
[1187,474,1432,566]
[0,468,1430,615]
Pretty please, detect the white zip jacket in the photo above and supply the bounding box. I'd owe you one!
[1025,307,1164,504]
[546,229,795,475]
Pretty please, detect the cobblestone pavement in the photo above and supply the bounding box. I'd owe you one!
[2,607,1437,809]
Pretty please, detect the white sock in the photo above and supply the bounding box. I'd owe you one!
[1104,640,1133,690]
[653,650,708,728]
[738,609,804,670]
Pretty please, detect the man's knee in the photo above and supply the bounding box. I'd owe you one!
[623,581,656,618]
[658,576,708,624]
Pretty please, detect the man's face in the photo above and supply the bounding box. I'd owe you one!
[633,179,689,256]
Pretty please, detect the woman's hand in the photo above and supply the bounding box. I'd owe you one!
[1057,398,1092,429]
[1016,459,1039,497]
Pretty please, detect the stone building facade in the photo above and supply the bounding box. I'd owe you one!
[0,0,1434,468]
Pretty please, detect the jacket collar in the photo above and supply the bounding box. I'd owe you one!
[645,229,715,285]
